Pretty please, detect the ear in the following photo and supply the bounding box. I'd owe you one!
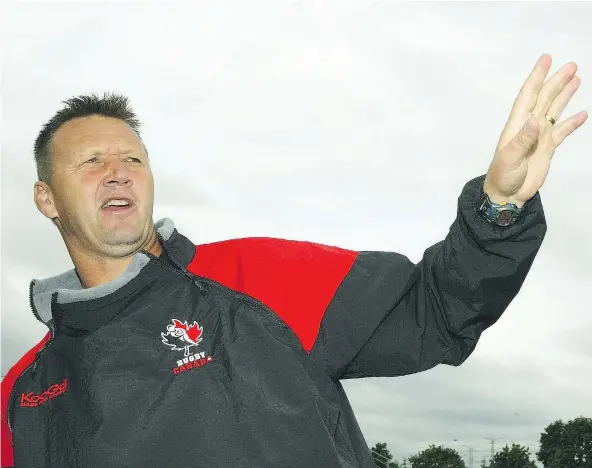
[34,181,59,220]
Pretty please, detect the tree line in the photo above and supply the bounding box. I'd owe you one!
[370,416,591,468]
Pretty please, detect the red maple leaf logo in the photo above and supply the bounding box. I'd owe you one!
[171,319,203,344]
[162,319,204,356]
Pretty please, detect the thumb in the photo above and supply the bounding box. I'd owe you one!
[505,116,540,157]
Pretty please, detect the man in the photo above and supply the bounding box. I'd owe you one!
[0,54,586,468]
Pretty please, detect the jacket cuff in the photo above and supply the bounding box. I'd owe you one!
[457,175,547,244]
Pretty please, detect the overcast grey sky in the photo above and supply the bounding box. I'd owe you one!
[1,2,591,466]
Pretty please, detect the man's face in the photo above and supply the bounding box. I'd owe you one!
[37,115,156,258]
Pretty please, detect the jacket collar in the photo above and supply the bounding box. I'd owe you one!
[30,218,194,328]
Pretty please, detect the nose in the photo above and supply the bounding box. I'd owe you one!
[103,158,132,187]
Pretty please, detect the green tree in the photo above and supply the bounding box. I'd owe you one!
[407,444,466,468]
[371,442,400,468]
[537,416,592,468]
[480,457,489,468]
[537,420,564,467]
[488,443,536,468]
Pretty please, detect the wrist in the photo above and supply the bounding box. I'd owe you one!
[482,184,525,208]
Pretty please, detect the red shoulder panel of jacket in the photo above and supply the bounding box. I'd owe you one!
[187,238,358,353]
[1,332,51,468]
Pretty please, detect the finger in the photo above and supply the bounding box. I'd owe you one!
[532,62,578,119]
[509,54,552,120]
[546,75,581,123]
[500,116,540,167]
[496,55,552,153]
[552,111,588,146]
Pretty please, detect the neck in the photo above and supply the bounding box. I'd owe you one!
[70,230,163,289]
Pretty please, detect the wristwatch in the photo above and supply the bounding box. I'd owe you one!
[476,193,525,227]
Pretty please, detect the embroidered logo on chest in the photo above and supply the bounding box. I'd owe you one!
[161,319,214,375]
[20,379,68,407]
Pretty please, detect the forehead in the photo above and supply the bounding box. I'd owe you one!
[51,116,143,162]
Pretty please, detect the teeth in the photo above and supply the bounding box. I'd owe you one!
[103,199,130,208]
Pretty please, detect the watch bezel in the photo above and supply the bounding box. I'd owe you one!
[477,194,524,227]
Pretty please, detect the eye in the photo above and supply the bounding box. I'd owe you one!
[126,157,141,163]
[85,157,98,164]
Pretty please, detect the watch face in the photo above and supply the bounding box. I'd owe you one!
[497,209,514,226]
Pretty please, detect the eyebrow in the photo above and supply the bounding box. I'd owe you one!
[81,149,137,159]
[91,149,134,156]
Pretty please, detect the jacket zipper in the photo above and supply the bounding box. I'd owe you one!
[7,284,55,433]
[145,234,205,292]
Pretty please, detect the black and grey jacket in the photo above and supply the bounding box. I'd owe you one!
[1,176,547,468]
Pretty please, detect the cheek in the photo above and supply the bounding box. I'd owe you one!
[64,177,99,216]
[135,171,155,203]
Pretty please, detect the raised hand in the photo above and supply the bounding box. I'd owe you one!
[483,54,588,207]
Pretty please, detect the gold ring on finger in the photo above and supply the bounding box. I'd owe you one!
[545,113,556,126]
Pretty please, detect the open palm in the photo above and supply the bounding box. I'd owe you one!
[483,54,588,207]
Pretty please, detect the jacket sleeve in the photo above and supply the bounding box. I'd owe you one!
[309,175,547,380]
[1,333,51,467]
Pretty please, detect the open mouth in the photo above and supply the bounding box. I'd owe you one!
[101,198,135,214]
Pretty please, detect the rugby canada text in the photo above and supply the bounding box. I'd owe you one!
[173,351,214,375]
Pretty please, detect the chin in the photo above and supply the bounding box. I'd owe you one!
[102,228,145,247]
